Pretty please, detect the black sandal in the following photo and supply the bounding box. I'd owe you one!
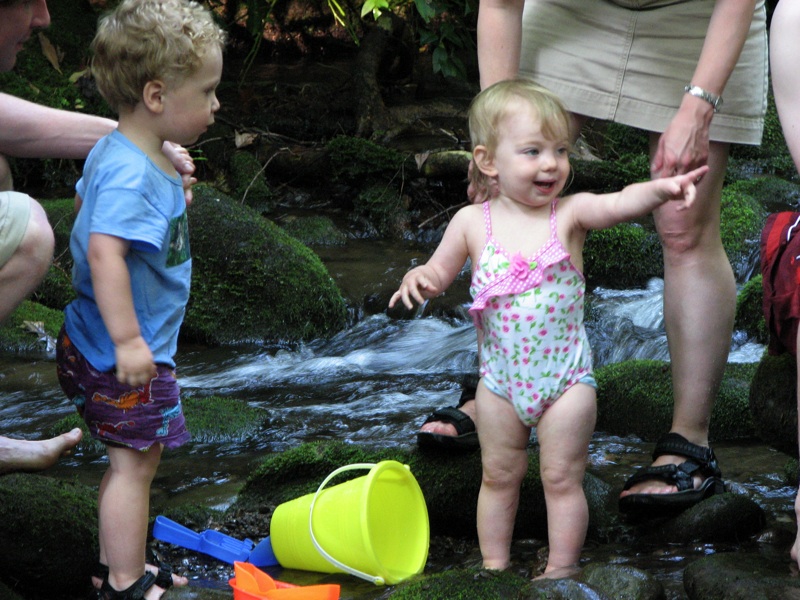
[93,560,176,590]
[618,432,725,517]
[99,572,157,599]
[417,383,479,451]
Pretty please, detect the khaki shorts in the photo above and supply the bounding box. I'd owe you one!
[519,0,768,144]
[0,191,32,268]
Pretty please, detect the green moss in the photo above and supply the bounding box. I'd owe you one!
[596,360,754,442]
[185,185,347,344]
[392,568,530,600]
[326,135,412,184]
[280,215,348,246]
[584,223,663,288]
[229,151,274,211]
[353,182,409,238]
[182,395,265,443]
[735,274,768,343]
[0,474,98,597]
[719,179,767,262]
[0,300,63,353]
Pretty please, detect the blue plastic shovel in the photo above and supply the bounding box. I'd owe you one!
[152,516,278,567]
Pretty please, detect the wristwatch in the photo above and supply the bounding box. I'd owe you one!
[684,85,723,113]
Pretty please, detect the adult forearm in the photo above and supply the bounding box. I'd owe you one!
[477,0,524,89]
[0,93,115,159]
[689,0,757,96]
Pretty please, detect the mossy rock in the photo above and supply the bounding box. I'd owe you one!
[684,551,800,600]
[584,223,662,289]
[280,215,348,247]
[0,300,62,354]
[229,151,274,212]
[234,441,612,541]
[326,136,412,185]
[748,351,797,456]
[391,568,530,600]
[51,395,267,453]
[353,182,410,238]
[0,474,97,598]
[596,360,756,442]
[184,185,347,344]
[735,274,768,343]
[719,178,768,268]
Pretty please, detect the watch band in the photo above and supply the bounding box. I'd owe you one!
[684,85,723,113]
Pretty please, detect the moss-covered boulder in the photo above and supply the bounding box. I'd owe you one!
[280,215,348,247]
[0,300,62,355]
[234,441,613,542]
[596,360,756,442]
[184,185,347,344]
[748,351,797,456]
[229,151,274,213]
[0,474,97,598]
[584,223,663,289]
[736,274,767,343]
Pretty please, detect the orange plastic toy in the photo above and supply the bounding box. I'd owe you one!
[229,561,340,600]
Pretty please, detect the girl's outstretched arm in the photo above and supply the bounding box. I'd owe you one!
[571,165,709,232]
[389,206,474,309]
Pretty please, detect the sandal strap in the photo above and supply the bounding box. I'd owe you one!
[100,572,157,600]
[652,433,721,478]
[622,463,700,492]
[153,562,174,589]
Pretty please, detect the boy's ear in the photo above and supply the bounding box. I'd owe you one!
[142,80,166,114]
[473,145,497,177]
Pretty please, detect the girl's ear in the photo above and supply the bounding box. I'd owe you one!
[142,80,166,114]
[473,145,498,177]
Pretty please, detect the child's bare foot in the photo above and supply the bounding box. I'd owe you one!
[0,428,83,474]
[534,564,581,580]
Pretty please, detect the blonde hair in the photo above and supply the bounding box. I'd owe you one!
[91,0,226,112]
[468,78,573,199]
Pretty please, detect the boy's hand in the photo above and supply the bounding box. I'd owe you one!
[661,164,709,211]
[114,336,158,387]
[389,268,440,310]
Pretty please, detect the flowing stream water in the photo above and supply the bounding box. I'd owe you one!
[0,237,792,599]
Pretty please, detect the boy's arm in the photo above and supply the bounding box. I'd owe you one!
[572,165,708,232]
[389,208,473,309]
[88,233,157,386]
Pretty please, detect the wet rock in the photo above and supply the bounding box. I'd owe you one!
[578,563,664,600]
[749,351,798,456]
[647,493,766,544]
[0,474,97,598]
[683,551,800,600]
[390,568,531,599]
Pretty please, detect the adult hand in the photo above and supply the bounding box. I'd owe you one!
[162,141,197,206]
[651,100,712,179]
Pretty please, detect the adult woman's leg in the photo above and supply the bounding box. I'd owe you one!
[621,136,731,498]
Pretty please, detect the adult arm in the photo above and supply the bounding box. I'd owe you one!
[652,0,757,177]
[477,0,524,89]
[0,93,115,158]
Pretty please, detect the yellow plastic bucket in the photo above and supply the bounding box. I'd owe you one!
[269,461,429,585]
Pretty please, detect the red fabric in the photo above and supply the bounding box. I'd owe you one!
[760,212,800,355]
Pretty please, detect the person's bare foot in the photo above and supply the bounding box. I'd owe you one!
[534,564,581,580]
[0,428,83,474]
[419,398,477,436]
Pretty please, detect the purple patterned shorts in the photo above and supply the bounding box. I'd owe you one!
[56,327,190,451]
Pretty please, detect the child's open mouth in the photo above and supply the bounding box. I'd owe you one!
[535,181,556,192]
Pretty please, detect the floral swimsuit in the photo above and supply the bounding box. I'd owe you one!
[468,199,593,426]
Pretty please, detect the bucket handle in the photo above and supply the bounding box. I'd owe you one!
[308,462,386,586]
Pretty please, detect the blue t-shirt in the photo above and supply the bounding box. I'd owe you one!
[64,130,191,372]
